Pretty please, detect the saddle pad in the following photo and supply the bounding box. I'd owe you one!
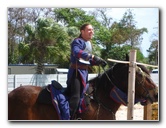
[110,86,146,106]
[50,84,70,120]
[110,86,127,106]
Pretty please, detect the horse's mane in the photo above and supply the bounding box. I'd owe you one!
[89,54,150,85]
[137,64,150,75]
[88,68,111,87]
[125,53,150,75]
[88,62,127,84]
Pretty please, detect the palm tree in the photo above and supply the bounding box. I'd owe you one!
[24,18,69,74]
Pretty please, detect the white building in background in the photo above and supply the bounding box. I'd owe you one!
[8,64,68,74]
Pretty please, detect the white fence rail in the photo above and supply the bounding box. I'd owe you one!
[8,74,98,93]
[8,73,158,93]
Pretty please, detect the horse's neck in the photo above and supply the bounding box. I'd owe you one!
[97,84,122,114]
[79,97,121,120]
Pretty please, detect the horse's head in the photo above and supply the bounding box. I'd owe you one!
[108,61,158,105]
[135,64,158,105]
[89,60,158,107]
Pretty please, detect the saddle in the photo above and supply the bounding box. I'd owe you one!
[37,80,70,120]
[37,80,64,105]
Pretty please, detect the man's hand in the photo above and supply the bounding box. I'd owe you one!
[93,56,107,67]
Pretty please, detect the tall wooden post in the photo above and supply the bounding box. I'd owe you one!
[127,50,137,120]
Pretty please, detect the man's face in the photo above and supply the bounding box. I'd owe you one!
[81,25,94,41]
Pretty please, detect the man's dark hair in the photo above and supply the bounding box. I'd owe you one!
[80,23,91,31]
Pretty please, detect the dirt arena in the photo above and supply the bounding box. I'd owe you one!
[116,104,144,120]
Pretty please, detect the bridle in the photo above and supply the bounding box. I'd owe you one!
[86,66,117,119]
[86,64,157,119]
[135,67,157,103]
[108,65,157,104]
[85,81,116,119]
[107,65,156,104]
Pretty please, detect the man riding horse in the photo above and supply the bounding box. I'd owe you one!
[65,23,107,119]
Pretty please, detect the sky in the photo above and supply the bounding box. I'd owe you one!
[84,8,159,57]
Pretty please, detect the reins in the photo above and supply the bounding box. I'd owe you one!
[135,67,156,103]
[86,65,116,119]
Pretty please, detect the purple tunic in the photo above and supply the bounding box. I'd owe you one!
[67,37,97,113]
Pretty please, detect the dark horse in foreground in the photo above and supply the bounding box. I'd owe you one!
[8,61,158,120]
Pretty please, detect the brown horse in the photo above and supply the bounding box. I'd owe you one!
[8,62,158,120]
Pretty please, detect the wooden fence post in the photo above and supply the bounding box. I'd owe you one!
[144,104,152,120]
[127,50,137,120]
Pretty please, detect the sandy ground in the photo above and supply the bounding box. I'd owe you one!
[116,103,144,121]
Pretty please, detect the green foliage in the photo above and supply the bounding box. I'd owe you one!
[18,42,30,55]
[18,42,35,63]
[119,9,148,47]
[8,47,19,64]
[147,40,158,65]
[66,26,80,40]
[8,8,158,73]
[53,8,100,29]
[23,18,71,73]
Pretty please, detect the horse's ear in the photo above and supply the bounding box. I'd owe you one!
[125,54,129,61]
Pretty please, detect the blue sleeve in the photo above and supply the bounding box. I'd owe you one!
[71,39,92,61]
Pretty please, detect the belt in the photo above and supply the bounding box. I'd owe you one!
[70,63,88,70]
